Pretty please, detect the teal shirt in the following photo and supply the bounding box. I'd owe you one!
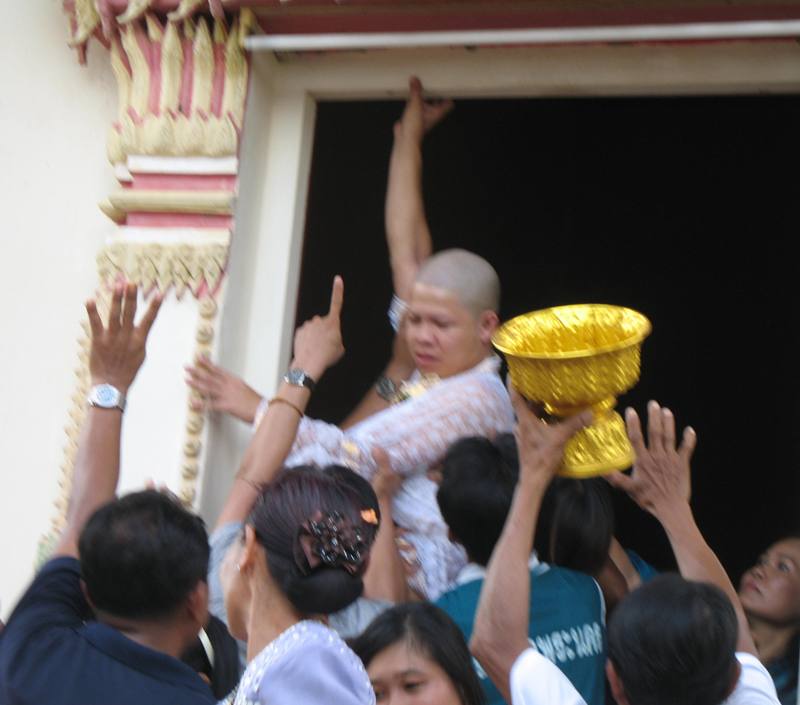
[436,559,606,705]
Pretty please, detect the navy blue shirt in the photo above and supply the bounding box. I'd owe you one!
[0,557,215,705]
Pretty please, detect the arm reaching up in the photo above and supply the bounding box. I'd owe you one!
[54,283,162,558]
[385,76,453,301]
[362,447,413,603]
[215,276,346,528]
[606,400,757,656]
[470,390,590,702]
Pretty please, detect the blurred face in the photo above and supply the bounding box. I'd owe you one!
[739,538,800,626]
[405,282,496,378]
[367,639,463,705]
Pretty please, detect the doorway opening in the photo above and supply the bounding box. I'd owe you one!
[295,94,800,580]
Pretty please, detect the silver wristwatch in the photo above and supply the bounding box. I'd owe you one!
[375,375,399,402]
[87,383,126,411]
[283,368,316,392]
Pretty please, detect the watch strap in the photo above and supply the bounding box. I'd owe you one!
[284,368,317,392]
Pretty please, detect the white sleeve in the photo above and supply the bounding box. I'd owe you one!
[510,649,588,705]
[334,370,514,480]
[722,653,780,705]
[284,369,513,480]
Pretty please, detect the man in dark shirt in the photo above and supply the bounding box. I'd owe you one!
[0,284,215,705]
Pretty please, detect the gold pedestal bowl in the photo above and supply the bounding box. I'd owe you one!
[493,304,651,478]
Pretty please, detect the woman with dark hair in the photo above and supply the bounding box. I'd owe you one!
[204,278,377,704]
[350,603,486,705]
[739,534,800,705]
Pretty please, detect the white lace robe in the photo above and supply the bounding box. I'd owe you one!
[284,356,515,599]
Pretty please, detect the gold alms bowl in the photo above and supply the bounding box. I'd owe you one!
[493,304,651,478]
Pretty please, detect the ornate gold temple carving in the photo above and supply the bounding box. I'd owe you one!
[43,2,254,565]
[105,14,250,164]
[180,295,219,505]
[96,236,230,297]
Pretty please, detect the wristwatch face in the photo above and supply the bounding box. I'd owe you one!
[284,369,315,391]
[376,376,398,401]
[91,384,122,408]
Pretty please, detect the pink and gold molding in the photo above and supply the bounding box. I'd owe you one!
[41,5,256,559]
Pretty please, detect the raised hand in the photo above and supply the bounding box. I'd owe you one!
[371,446,403,502]
[511,388,591,488]
[394,76,454,144]
[606,401,697,517]
[292,275,346,380]
[85,282,162,393]
[185,356,262,422]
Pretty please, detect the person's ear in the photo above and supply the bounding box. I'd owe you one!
[478,310,499,345]
[606,660,630,705]
[186,580,209,629]
[240,525,260,572]
[80,579,97,611]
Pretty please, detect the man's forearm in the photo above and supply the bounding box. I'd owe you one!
[54,408,123,558]
[471,475,548,701]
[658,501,757,655]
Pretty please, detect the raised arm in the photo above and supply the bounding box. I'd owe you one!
[470,392,590,702]
[386,76,453,301]
[53,283,162,558]
[607,400,757,656]
[215,276,346,528]
[362,448,413,603]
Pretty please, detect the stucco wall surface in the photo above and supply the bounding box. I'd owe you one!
[0,2,117,619]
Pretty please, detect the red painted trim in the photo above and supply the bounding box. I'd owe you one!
[127,174,238,189]
[126,213,234,227]
[211,40,226,117]
[180,38,194,116]
[254,6,800,34]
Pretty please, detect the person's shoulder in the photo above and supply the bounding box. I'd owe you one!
[329,598,391,640]
[532,564,604,615]
[511,648,588,705]
[435,580,481,617]
[2,555,89,636]
[723,653,781,705]
[248,622,374,704]
[535,563,597,592]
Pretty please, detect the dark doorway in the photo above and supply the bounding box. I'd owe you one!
[295,95,799,582]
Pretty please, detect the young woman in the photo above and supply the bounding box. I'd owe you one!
[739,535,800,705]
[208,277,377,704]
[350,603,485,705]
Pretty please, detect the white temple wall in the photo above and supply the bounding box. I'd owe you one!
[0,4,118,618]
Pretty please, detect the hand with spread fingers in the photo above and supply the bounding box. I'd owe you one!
[292,275,346,381]
[606,400,697,518]
[394,76,454,144]
[510,388,593,488]
[85,282,162,393]
[185,356,262,423]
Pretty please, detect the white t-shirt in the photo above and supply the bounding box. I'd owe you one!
[509,650,780,705]
[723,653,780,705]
[510,648,587,705]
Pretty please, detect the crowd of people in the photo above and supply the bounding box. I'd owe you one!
[1,78,798,705]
